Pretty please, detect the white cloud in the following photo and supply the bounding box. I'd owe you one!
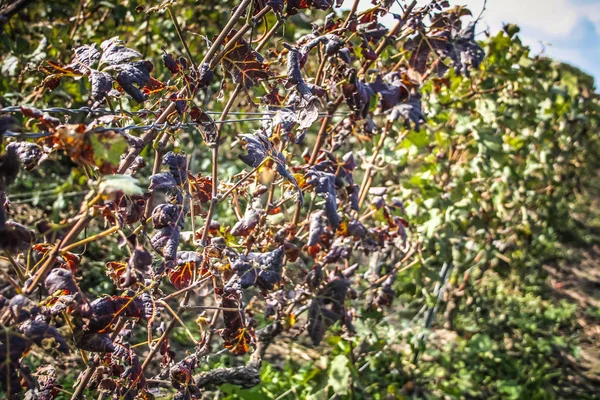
[460,0,581,36]
[352,0,598,37]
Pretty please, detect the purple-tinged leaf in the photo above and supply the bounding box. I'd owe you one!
[149,172,177,191]
[91,71,113,101]
[100,37,142,65]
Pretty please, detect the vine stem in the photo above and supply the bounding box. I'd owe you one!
[60,226,119,253]
[24,213,93,294]
[200,84,242,246]
[218,158,268,204]
[159,299,199,344]
[308,96,344,165]
[342,0,360,28]
[358,0,417,76]
[188,157,197,246]
[199,7,278,246]
[0,269,21,292]
[357,120,393,208]
[167,5,197,70]
[117,101,179,174]
[209,5,273,69]
[200,0,253,66]
[162,274,211,301]
[63,310,89,365]
[183,305,240,312]
[5,253,26,284]
[314,56,328,87]
[123,291,192,398]
[257,18,284,50]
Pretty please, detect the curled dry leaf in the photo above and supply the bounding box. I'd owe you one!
[0,221,36,252]
[91,71,113,101]
[113,61,154,104]
[163,152,187,185]
[230,208,261,237]
[306,169,339,230]
[151,226,180,261]
[19,319,69,353]
[231,246,285,291]
[44,268,79,295]
[342,69,374,119]
[239,133,303,204]
[220,288,255,355]
[190,106,218,146]
[149,172,178,191]
[100,37,143,66]
[6,142,43,171]
[388,95,426,131]
[168,251,203,289]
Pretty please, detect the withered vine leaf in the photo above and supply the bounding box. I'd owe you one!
[404,15,484,77]
[168,251,203,289]
[445,22,485,77]
[286,0,334,15]
[221,30,272,89]
[44,37,158,104]
[87,295,148,334]
[306,169,339,230]
[151,226,180,261]
[231,246,285,291]
[307,275,349,345]
[113,61,154,104]
[369,72,410,112]
[220,289,255,355]
[388,95,426,131]
[342,69,374,119]
[239,132,303,204]
[70,44,101,73]
[230,208,261,237]
[100,37,143,65]
[190,106,217,146]
[44,268,79,295]
[163,152,187,185]
[6,142,42,171]
[91,71,113,101]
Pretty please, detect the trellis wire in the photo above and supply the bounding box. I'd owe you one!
[2,119,272,139]
[0,105,348,117]
[0,105,352,139]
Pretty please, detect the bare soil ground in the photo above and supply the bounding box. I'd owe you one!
[546,248,600,381]
[545,189,600,391]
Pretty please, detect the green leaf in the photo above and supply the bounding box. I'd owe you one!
[97,174,143,195]
[328,354,350,395]
[90,132,128,168]
[407,129,429,148]
[469,333,492,352]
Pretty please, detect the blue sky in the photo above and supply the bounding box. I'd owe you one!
[351,0,600,88]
